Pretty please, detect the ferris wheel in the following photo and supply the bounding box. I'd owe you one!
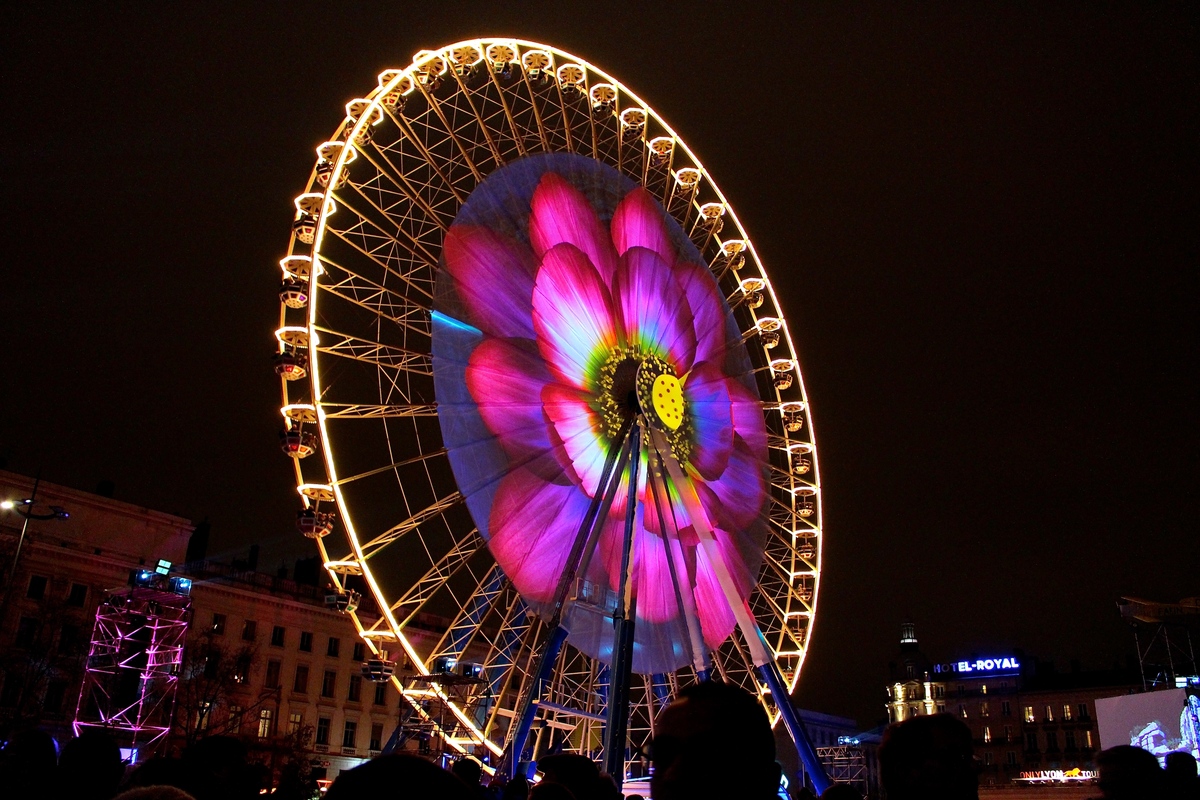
[273,39,826,788]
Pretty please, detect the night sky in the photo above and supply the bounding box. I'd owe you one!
[3,3,1196,727]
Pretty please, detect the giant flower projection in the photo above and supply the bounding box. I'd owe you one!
[432,153,769,674]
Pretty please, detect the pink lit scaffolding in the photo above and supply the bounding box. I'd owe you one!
[74,585,191,753]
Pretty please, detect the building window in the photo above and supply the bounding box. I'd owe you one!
[353,642,365,662]
[288,712,303,735]
[229,705,243,734]
[322,670,337,698]
[1024,706,1035,723]
[370,722,384,751]
[233,652,251,684]
[1025,731,1038,752]
[1044,705,1054,722]
[984,726,992,743]
[1062,703,1072,721]
[59,623,82,655]
[299,631,313,652]
[27,575,48,600]
[271,626,285,647]
[1046,731,1058,752]
[1001,700,1011,717]
[980,702,989,717]
[934,685,944,699]
[981,684,988,695]
[937,703,945,713]
[66,583,88,607]
[258,709,272,738]
[265,659,281,689]
[293,664,309,694]
[348,674,362,703]
[1006,751,1017,767]
[958,705,967,719]
[1065,730,1076,750]
[316,717,331,745]
[327,637,340,658]
[1079,703,1090,721]
[1085,730,1094,749]
[1004,725,1013,742]
[342,720,358,749]
[374,683,388,706]
[241,620,257,642]
[16,616,40,647]
[984,751,994,766]
[212,613,226,635]
[197,701,212,731]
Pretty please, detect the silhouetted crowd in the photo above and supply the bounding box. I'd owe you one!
[1,681,1196,799]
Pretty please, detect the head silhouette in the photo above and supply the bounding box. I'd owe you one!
[650,680,781,800]
[879,713,979,800]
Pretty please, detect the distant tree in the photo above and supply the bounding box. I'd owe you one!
[174,630,274,746]
[0,596,87,735]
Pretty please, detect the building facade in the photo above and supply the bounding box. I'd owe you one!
[885,623,1140,791]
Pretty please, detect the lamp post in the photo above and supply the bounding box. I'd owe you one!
[1,474,69,623]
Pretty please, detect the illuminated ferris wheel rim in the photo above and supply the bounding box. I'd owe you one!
[276,36,824,764]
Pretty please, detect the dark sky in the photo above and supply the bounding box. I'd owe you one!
[3,3,1196,727]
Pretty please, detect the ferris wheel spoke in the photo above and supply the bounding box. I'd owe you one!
[324,216,439,289]
[313,328,434,375]
[351,143,453,232]
[444,67,520,165]
[511,54,553,153]
[390,528,487,621]
[377,106,469,206]
[412,79,488,183]
[332,447,448,488]
[320,403,438,419]
[334,185,442,269]
[426,562,509,664]
[359,492,465,559]
[316,260,432,336]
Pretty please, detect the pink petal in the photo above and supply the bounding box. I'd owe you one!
[673,259,727,366]
[631,531,678,623]
[542,382,608,497]
[612,247,697,372]
[683,361,734,481]
[611,186,674,266]
[695,434,767,532]
[693,545,738,650]
[529,173,619,285]
[465,338,560,479]
[532,243,619,391]
[728,377,768,459]
[443,225,537,339]
[488,469,594,606]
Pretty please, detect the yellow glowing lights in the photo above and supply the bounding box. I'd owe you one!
[651,374,685,431]
[275,326,311,348]
[281,404,317,423]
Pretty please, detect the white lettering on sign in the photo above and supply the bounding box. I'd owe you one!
[932,657,1021,674]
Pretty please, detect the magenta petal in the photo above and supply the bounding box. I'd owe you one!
[465,338,560,477]
[696,434,767,532]
[673,259,727,366]
[542,382,608,497]
[443,225,537,339]
[611,187,674,266]
[532,243,618,390]
[693,545,738,650]
[613,247,697,372]
[632,531,677,623]
[529,173,619,285]
[683,361,734,481]
[488,469,594,606]
[728,377,768,459]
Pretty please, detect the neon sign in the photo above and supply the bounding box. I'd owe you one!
[932,657,1021,675]
[1016,768,1096,783]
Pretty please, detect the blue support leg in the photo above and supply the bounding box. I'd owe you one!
[757,661,831,795]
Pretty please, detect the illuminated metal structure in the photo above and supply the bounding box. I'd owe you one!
[272,39,826,789]
[73,577,191,753]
